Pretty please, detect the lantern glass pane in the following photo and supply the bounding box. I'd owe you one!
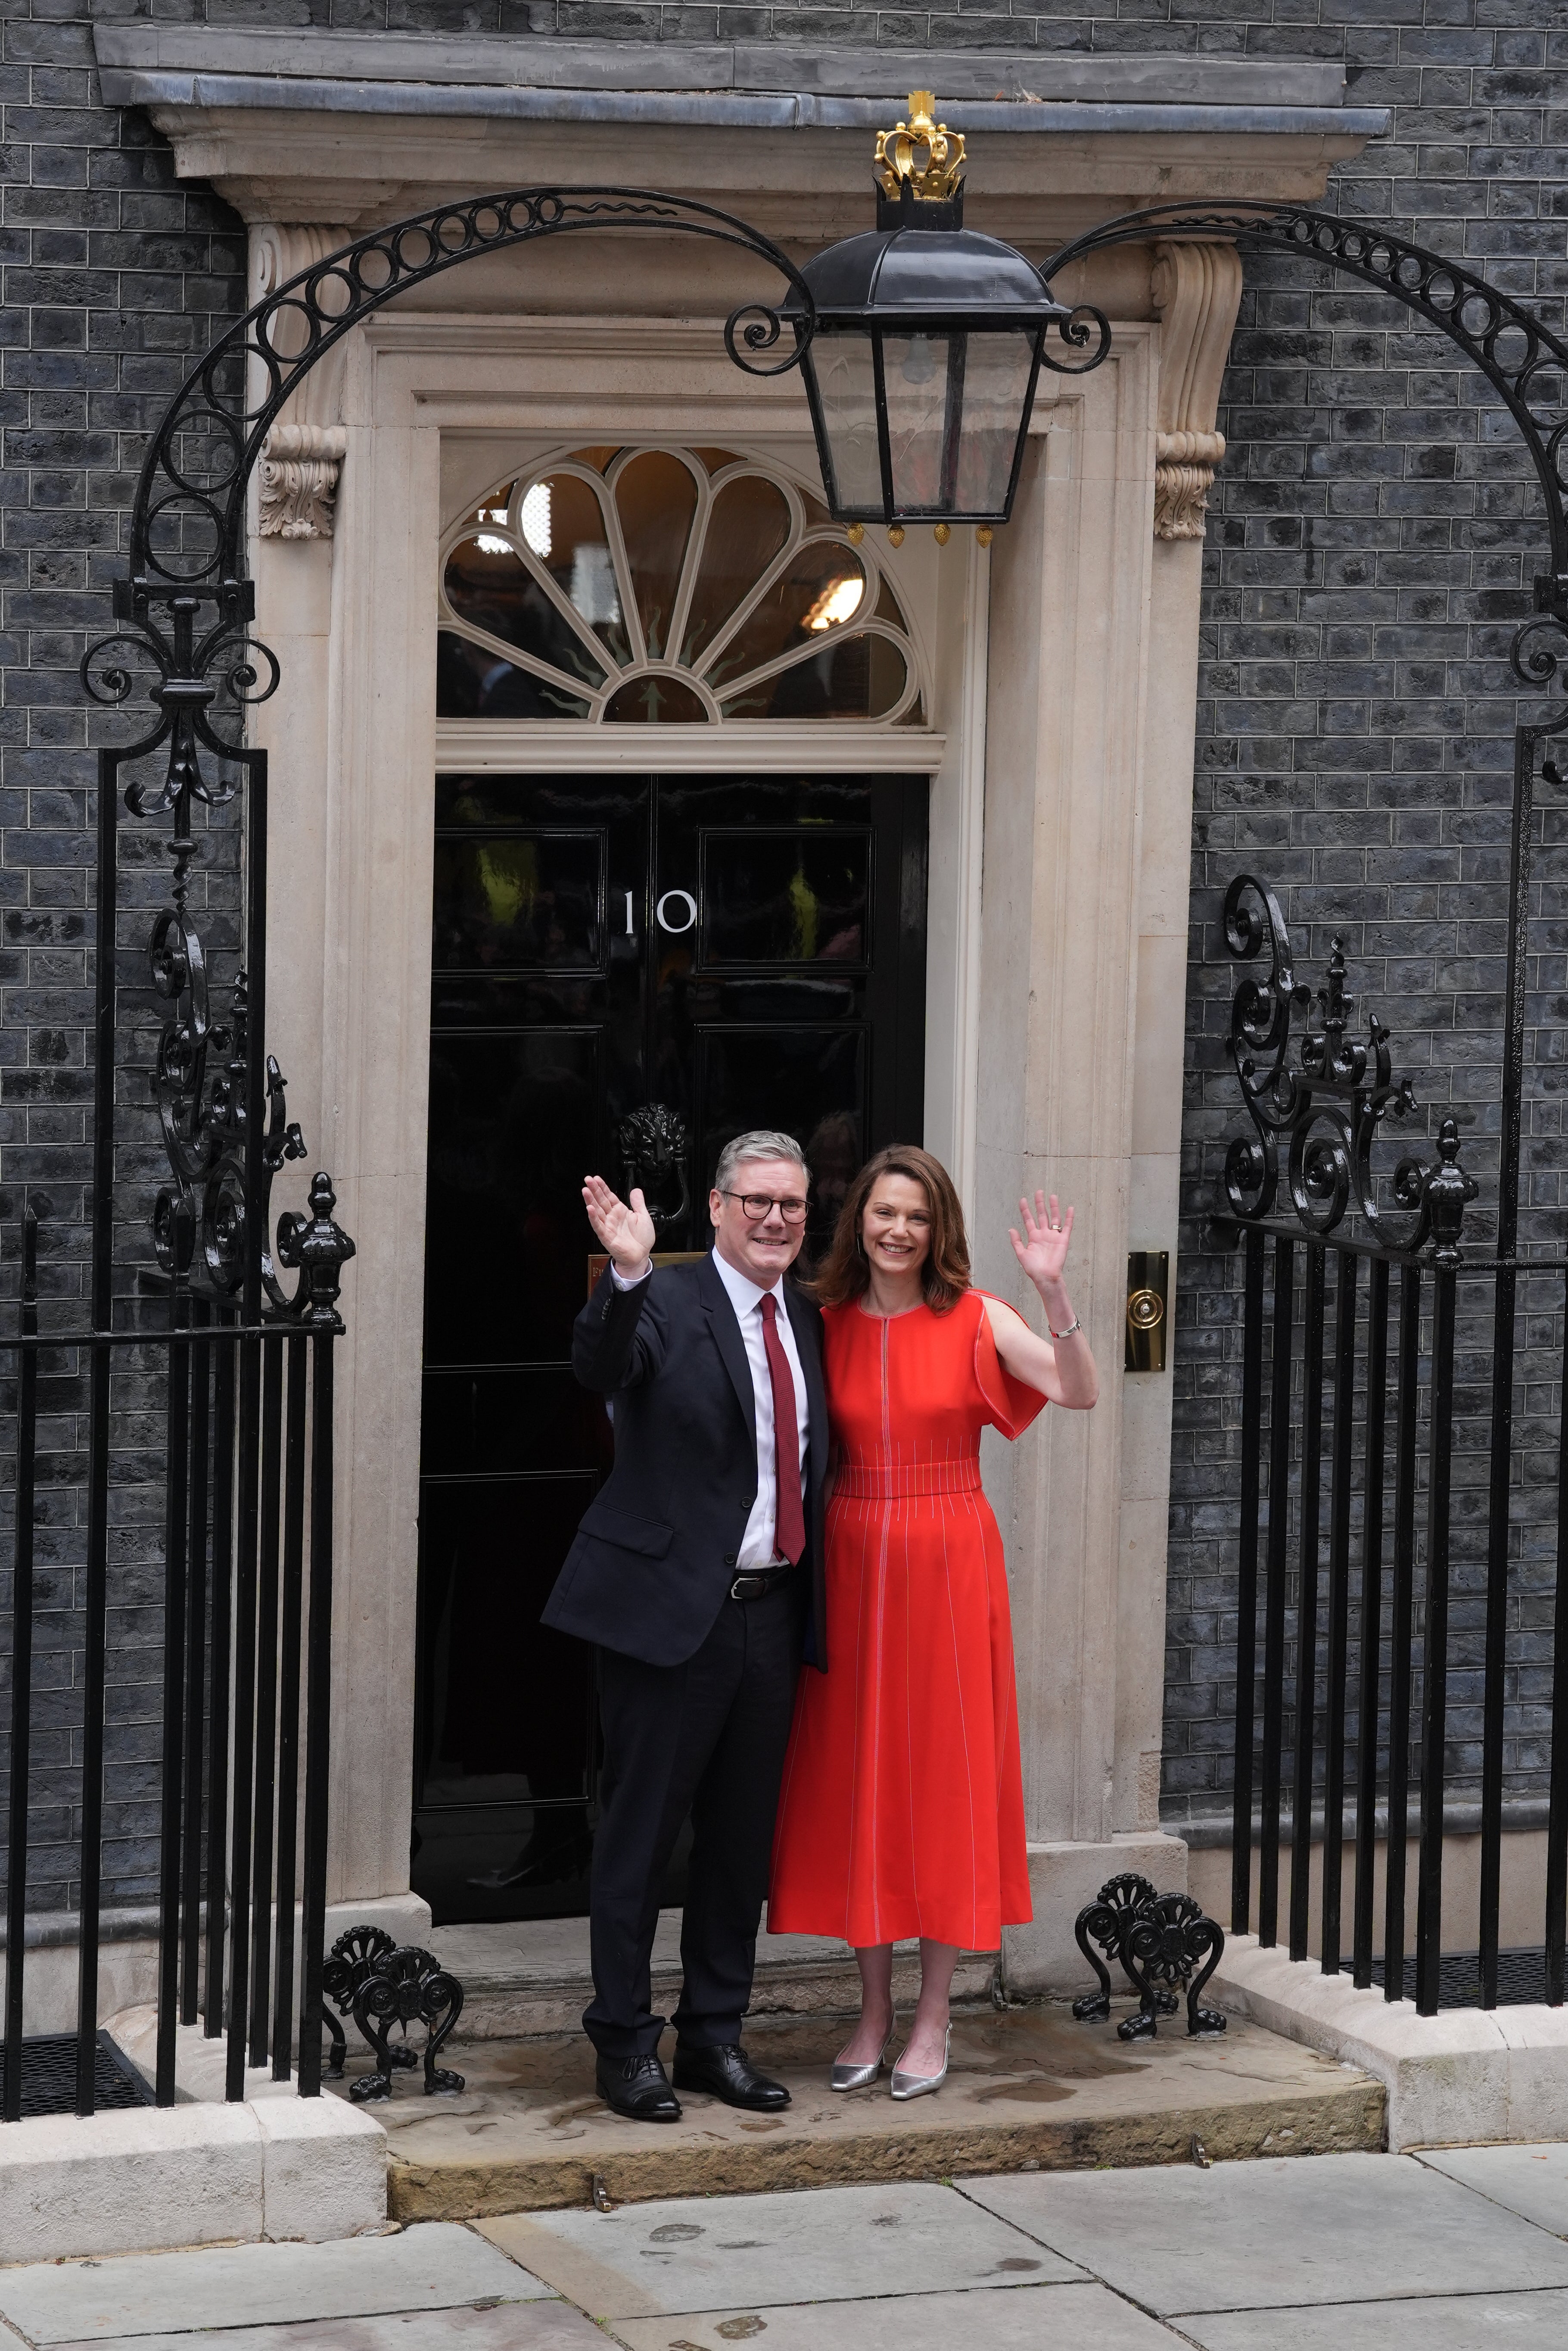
[882,331,956,514]
[953,331,1038,514]
[813,334,884,512]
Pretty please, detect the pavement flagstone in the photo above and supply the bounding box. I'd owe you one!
[475,2178,1083,2320]
[28,2317,604,2351]
[7,2141,1568,2349]
[1184,2291,1568,2350]
[0,2228,543,2344]
[960,2150,1568,2313]
[607,2279,1179,2351]
[1412,2139,1568,2236]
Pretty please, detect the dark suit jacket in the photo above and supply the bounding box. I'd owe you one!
[541,1252,829,1671]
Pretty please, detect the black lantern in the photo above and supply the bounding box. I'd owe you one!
[789,95,1111,532]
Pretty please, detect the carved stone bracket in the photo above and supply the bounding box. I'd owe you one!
[259,422,348,539]
[249,222,352,539]
[1149,240,1244,541]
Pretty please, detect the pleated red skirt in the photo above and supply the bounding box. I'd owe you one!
[768,1288,1042,1952]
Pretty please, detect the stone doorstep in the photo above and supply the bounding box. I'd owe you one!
[342,2001,1385,2220]
[437,1910,998,2039]
[1213,1933,1568,2153]
[0,2048,387,2267]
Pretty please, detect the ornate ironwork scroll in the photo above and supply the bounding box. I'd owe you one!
[1119,1895,1227,2042]
[1219,875,1477,1263]
[125,190,815,608]
[1071,1875,1225,2038]
[321,1925,467,2097]
[320,1924,402,2079]
[350,1946,466,2102]
[1071,1873,1176,2020]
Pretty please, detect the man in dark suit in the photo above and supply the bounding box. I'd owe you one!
[542,1130,829,2122]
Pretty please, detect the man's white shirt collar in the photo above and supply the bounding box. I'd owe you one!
[711,1247,781,1320]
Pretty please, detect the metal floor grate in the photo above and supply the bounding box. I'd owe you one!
[0,2032,152,2118]
[1368,1947,1555,2010]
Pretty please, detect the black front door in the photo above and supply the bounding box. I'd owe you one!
[412,768,928,1923]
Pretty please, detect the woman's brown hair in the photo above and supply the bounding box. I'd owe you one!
[811,1144,972,1313]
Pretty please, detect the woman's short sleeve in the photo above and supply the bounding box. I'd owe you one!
[973,1292,1049,1441]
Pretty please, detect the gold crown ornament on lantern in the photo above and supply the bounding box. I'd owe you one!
[874,93,967,206]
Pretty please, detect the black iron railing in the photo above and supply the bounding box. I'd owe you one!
[1218,874,1568,2014]
[2,633,353,2116]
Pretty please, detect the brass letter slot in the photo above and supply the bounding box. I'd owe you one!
[1125,1250,1169,1374]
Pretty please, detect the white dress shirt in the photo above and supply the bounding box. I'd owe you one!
[611,1248,810,1569]
[710,1248,811,1569]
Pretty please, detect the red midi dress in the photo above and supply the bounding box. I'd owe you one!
[768,1288,1044,1952]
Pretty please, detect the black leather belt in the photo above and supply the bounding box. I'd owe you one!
[728,1562,796,1603]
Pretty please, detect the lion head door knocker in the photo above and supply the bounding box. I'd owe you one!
[618,1104,691,1245]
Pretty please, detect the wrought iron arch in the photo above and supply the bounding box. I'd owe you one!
[82,188,822,1309]
[1040,197,1568,1266]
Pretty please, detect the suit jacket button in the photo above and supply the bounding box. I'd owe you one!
[723,1554,737,1567]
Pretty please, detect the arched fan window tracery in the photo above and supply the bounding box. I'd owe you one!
[436,444,924,726]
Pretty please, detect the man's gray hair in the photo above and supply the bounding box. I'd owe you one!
[713,1130,808,1194]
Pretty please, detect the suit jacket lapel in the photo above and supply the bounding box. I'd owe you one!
[698,1252,757,1467]
[784,1281,830,1493]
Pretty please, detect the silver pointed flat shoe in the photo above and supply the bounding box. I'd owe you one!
[890,2026,951,2102]
[831,2028,893,2092]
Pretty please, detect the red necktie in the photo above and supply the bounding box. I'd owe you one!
[760,1292,806,1566]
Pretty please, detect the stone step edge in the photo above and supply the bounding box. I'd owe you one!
[386,2077,1386,2219]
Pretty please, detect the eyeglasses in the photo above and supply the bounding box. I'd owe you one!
[719,1189,809,1225]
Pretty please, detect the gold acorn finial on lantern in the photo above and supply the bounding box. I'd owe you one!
[874,92,967,205]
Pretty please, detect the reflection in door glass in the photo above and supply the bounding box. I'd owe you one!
[615,452,698,659]
[701,832,870,965]
[432,833,602,969]
[706,542,868,688]
[679,475,792,668]
[719,633,908,721]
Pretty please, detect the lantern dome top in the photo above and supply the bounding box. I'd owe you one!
[790,224,1058,324]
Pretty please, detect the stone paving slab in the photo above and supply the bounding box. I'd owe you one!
[1414,2141,1568,2237]
[475,2180,1082,2320]
[1185,2290,1568,2350]
[961,2151,1568,2314]
[368,2003,1382,2217]
[607,2279,1179,2350]
[38,2311,605,2351]
[0,2226,548,2343]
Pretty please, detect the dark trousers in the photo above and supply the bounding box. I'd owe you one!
[584,1578,804,2058]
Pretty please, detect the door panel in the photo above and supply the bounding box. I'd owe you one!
[413,770,928,1922]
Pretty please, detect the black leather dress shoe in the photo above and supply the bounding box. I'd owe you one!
[672,2042,791,2111]
[595,2052,682,2122]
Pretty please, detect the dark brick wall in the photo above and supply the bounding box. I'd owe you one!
[4,1,1566,1909]
[1165,6,1568,1831]
[2,2,245,1910]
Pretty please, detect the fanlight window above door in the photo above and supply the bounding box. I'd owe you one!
[437,445,924,725]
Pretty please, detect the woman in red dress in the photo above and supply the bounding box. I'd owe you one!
[768,1145,1098,2097]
